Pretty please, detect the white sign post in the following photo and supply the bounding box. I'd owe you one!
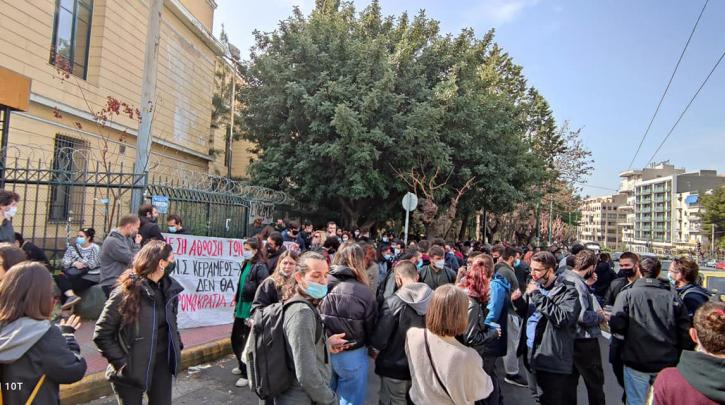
[401,192,418,245]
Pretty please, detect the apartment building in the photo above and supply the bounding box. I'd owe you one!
[578,193,627,248]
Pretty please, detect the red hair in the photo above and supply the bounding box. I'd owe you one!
[459,254,494,303]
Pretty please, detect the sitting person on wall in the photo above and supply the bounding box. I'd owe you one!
[55,228,102,310]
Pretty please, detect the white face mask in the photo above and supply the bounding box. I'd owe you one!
[434,259,445,269]
[5,207,17,219]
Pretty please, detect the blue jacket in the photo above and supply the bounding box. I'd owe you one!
[483,274,511,357]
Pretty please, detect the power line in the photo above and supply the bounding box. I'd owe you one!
[646,48,725,166]
[627,0,709,170]
[575,182,619,192]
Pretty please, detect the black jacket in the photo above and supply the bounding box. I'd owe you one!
[94,276,184,390]
[526,277,581,374]
[604,276,633,307]
[419,264,456,290]
[251,277,282,314]
[459,297,506,359]
[265,246,286,274]
[21,241,52,271]
[592,261,616,299]
[676,284,711,319]
[139,217,165,246]
[238,260,269,303]
[319,266,377,350]
[370,282,431,380]
[0,320,86,405]
[609,278,694,373]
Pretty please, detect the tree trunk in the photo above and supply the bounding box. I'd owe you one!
[458,209,470,241]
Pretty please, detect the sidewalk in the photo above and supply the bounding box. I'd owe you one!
[60,321,233,404]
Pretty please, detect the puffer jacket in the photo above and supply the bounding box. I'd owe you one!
[238,260,269,303]
[526,277,581,374]
[319,265,377,350]
[370,282,432,380]
[0,318,86,405]
[94,275,184,391]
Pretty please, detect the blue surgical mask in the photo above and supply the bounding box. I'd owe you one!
[305,281,328,299]
[382,237,389,243]
[393,248,400,255]
[168,226,177,233]
[76,237,86,246]
[514,259,521,267]
[383,254,393,261]
[667,272,676,286]
[416,260,423,269]
[243,250,254,261]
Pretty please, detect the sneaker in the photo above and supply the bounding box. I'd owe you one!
[235,377,248,387]
[504,373,528,388]
[231,367,242,375]
[61,295,82,311]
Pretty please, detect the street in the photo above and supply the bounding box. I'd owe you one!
[83,337,623,404]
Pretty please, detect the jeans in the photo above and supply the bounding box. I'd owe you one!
[503,313,522,375]
[623,366,657,405]
[572,338,606,405]
[330,347,369,405]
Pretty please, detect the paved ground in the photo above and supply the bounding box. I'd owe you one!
[83,337,623,404]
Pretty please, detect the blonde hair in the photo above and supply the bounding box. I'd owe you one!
[332,242,369,286]
[426,284,469,337]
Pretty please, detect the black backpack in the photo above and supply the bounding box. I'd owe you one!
[251,297,321,400]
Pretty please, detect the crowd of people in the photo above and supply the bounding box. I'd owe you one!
[0,188,723,405]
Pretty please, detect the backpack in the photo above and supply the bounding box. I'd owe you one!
[251,297,321,400]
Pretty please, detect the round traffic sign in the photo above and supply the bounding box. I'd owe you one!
[402,192,418,212]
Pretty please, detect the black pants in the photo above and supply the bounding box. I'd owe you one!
[111,351,173,405]
[572,338,605,405]
[609,337,625,388]
[476,356,502,405]
[54,274,96,302]
[102,285,114,298]
[231,317,251,376]
[535,369,577,405]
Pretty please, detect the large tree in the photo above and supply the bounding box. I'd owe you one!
[240,1,551,232]
[700,186,725,250]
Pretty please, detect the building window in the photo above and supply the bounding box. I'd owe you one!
[50,0,93,79]
[49,135,88,221]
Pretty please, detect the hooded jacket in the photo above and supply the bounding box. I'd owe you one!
[475,273,511,357]
[99,229,140,287]
[139,216,164,246]
[561,269,604,339]
[609,277,693,373]
[370,282,433,380]
[319,265,377,351]
[651,350,725,404]
[0,318,87,405]
[94,276,184,391]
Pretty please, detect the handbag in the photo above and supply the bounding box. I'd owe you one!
[424,329,454,402]
[63,244,89,280]
[0,374,46,405]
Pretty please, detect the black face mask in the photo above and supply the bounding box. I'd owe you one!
[584,270,594,280]
[620,268,635,278]
[267,246,276,255]
[275,224,285,231]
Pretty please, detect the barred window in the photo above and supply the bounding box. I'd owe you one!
[49,135,88,221]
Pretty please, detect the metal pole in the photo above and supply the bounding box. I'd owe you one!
[228,64,235,179]
[404,208,410,245]
[535,200,541,246]
[712,224,716,258]
[483,208,488,244]
[548,199,553,245]
[0,107,10,189]
[131,0,163,213]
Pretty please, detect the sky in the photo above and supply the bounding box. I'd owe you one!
[213,0,725,198]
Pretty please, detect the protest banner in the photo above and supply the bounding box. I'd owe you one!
[163,233,246,329]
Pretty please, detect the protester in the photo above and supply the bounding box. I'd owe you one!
[94,241,183,404]
[362,242,380,294]
[166,214,190,234]
[609,257,694,405]
[300,221,314,249]
[604,251,641,396]
[248,217,264,237]
[274,218,287,233]
[283,221,306,251]
[406,284,493,404]
[491,245,526,388]
[275,251,340,405]
[319,242,377,405]
[231,239,269,387]
[326,221,339,242]
[459,253,509,405]
[322,235,340,263]
[99,215,141,298]
[0,262,87,404]
[138,204,164,245]
[419,245,457,290]
[0,190,20,243]
[668,257,711,319]
[14,232,51,270]
[562,250,606,405]
[558,243,585,273]
[0,242,26,280]
[524,251,581,405]
[513,248,530,293]
[341,232,352,244]
[591,252,616,304]
[253,250,299,311]
[266,231,286,271]
[370,261,433,405]
[650,302,725,404]
[309,230,326,250]
[55,227,101,310]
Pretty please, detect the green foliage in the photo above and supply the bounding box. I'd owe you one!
[239,1,556,229]
[700,187,725,248]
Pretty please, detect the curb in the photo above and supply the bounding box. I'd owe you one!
[60,338,232,404]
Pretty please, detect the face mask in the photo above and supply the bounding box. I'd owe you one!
[620,268,635,278]
[514,259,521,267]
[667,272,676,286]
[168,226,177,233]
[342,237,349,242]
[267,246,276,255]
[305,281,328,299]
[5,207,17,218]
[416,260,423,269]
[275,224,285,231]
[327,248,335,254]
[243,250,254,261]
[382,237,389,243]
[434,260,445,269]
[393,248,400,255]
[383,254,393,261]
[163,260,176,277]
[76,237,86,245]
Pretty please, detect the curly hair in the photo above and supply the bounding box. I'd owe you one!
[118,241,172,326]
[459,253,493,303]
[693,302,725,355]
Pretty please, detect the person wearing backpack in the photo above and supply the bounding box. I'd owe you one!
[319,243,378,405]
[94,241,183,405]
[0,262,87,404]
[667,258,711,319]
[268,251,344,405]
[370,261,433,405]
[406,284,493,404]
[419,246,457,291]
[231,239,269,388]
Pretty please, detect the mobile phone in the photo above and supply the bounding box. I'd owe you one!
[344,340,358,347]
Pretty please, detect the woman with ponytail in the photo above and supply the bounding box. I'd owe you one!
[94,240,183,405]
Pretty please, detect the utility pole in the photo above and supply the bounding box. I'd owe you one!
[228,65,235,179]
[548,199,553,245]
[535,201,541,247]
[712,224,716,259]
[131,0,163,213]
